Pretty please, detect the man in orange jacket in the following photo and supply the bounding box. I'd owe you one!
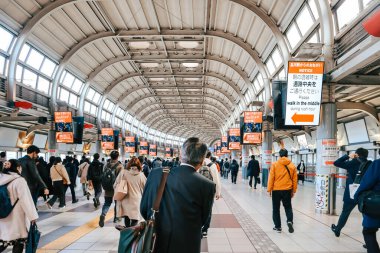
[267,149,298,233]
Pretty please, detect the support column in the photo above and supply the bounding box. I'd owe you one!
[96,129,102,157]
[242,145,252,179]
[315,102,338,214]
[231,150,239,163]
[120,137,126,163]
[261,130,273,188]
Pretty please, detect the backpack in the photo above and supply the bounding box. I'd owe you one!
[224,162,230,169]
[101,162,119,191]
[349,160,373,199]
[199,163,214,181]
[0,178,19,219]
[91,161,104,181]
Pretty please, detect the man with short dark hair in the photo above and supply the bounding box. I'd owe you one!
[247,155,260,189]
[331,147,370,237]
[0,151,6,172]
[268,149,297,233]
[139,156,150,178]
[141,137,215,253]
[88,153,104,208]
[19,145,49,206]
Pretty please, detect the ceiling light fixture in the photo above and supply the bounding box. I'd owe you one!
[178,41,199,49]
[182,62,199,68]
[129,41,150,49]
[140,62,159,68]
[150,77,165,81]
[183,77,201,81]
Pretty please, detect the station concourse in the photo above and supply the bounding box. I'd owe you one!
[0,0,380,252]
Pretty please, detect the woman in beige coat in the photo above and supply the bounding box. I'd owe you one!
[78,158,90,198]
[114,157,146,227]
[0,159,38,253]
[46,157,71,209]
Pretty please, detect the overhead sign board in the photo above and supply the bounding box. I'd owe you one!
[216,140,221,155]
[242,111,263,144]
[149,144,157,156]
[165,147,173,158]
[101,128,114,150]
[139,141,149,155]
[55,112,73,143]
[221,136,230,153]
[285,61,324,126]
[228,128,241,150]
[125,136,136,153]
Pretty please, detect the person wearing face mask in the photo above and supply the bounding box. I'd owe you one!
[0,159,38,253]
[297,160,306,185]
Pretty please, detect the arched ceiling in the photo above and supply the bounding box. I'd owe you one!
[3,0,298,143]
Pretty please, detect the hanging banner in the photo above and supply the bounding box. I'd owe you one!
[149,144,157,156]
[285,61,324,126]
[55,112,74,143]
[242,111,263,144]
[101,128,114,150]
[216,140,222,155]
[139,141,149,155]
[228,128,241,150]
[221,136,230,153]
[165,147,173,158]
[125,136,136,153]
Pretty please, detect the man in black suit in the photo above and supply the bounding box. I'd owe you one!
[141,137,216,253]
[247,155,260,189]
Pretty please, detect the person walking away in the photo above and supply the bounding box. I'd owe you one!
[173,157,181,167]
[223,158,230,179]
[201,152,221,238]
[0,151,6,172]
[0,159,38,253]
[87,153,104,208]
[267,149,298,233]
[152,157,162,169]
[19,145,49,206]
[141,137,215,253]
[331,148,370,237]
[354,158,380,253]
[211,157,220,173]
[230,159,239,184]
[115,157,146,227]
[139,156,150,178]
[46,156,55,196]
[36,157,51,201]
[99,151,123,227]
[78,158,90,198]
[46,157,71,209]
[64,157,78,203]
[247,155,260,189]
[297,160,306,185]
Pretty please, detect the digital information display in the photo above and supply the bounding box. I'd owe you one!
[242,111,262,144]
[221,136,230,153]
[139,141,149,155]
[216,140,221,155]
[165,147,173,157]
[228,128,241,150]
[125,136,136,153]
[285,61,324,126]
[55,112,73,143]
[101,128,114,150]
[149,144,157,156]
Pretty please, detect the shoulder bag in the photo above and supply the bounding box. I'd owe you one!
[114,170,129,201]
[349,160,372,199]
[54,165,68,185]
[358,190,380,219]
[117,167,170,253]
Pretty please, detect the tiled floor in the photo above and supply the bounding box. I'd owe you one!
[4,175,370,253]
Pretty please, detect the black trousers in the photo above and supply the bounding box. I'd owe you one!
[65,183,77,202]
[249,176,259,188]
[48,180,65,207]
[363,227,380,253]
[124,216,138,228]
[272,190,293,228]
[335,201,356,232]
[231,171,238,183]
[298,174,305,184]
[93,181,102,202]
[12,241,23,253]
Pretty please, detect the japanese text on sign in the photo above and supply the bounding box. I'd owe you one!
[228,128,241,150]
[125,136,136,153]
[242,111,262,144]
[139,141,148,155]
[54,112,74,143]
[101,128,114,150]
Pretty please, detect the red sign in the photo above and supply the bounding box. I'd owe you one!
[149,144,157,156]
[139,141,149,155]
[165,147,172,157]
[54,112,73,143]
[125,136,136,153]
[101,128,114,150]
[228,128,241,150]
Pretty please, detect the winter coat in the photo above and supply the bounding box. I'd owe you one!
[354,159,380,228]
[141,165,215,253]
[78,162,90,184]
[0,172,38,242]
[334,154,365,204]
[230,161,239,173]
[87,159,104,183]
[37,161,52,194]
[297,163,306,174]
[204,158,221,197]
[268,157,298,193]
[50,164,71,184]
[247,159,260,177]
[114,169,146,220]
[19,155,47,192]
[65,163,78,185]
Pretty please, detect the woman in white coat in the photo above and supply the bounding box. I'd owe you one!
[0,159,38,253]
[114,157,146,227]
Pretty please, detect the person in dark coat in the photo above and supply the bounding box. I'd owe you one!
[247,155,260,189]
[354,158,380,253]
[19,145,49,206]
[65,157,78,203]
[331,148,369,237]
[36,156,51,200]
[46,156,55,195]
[230,159,239,184]
[87,153,104,208]
[297,160,306,185]
[140,137,215,253]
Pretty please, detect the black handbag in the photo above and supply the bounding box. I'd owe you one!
[25,223,41,253]
[257,177,261,184]
[118,167,170,253]
[358,190,380,219]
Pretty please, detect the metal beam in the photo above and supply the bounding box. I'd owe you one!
[336,101,380,124]
[150,115,223,131]
[147,113,222,130]
[337,75,380,85]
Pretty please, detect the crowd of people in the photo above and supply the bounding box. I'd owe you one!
[0,141,379,253]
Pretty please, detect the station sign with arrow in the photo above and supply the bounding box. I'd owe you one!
[285,61,324,126]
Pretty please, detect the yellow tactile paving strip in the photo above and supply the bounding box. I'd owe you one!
[36,211,114,253]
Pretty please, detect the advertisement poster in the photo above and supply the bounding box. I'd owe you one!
[242,111,263,144]
[315,174,329,211]
[285,61,324,126]
[125,136,136,153]
[221,136,230,153]
[228,128,241,150]
[165,147,173,158]
[149,144,157,156]
[216,140,222,156]
[101,128,114,150]
[54,112,74,143]
[139,141,149,155]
